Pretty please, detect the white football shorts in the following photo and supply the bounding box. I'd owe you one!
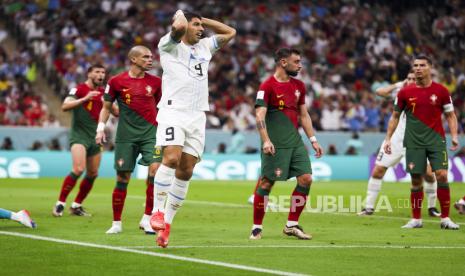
[375,140,405,168]
[156,108,206,158]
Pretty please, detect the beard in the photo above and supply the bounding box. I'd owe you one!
[285,69,299,77]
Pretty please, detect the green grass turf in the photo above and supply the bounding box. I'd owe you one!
[1,178,465,276]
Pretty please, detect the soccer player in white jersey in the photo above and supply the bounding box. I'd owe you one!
[150,10,236,248]
[358,71,440,217]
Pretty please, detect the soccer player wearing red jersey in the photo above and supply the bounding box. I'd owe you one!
[384,55,460,229]
[96,46,162,234]
[250,48,323,240]
[53,64,112,217]
[358,72,440,217]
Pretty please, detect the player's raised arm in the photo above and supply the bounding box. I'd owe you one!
[62,91,100,111]
[256,106,275,155]
[299,105,323,158]
[201,17,236,48]
[95,101,112,145]
[375,81,404,98]
[171,10,188,42]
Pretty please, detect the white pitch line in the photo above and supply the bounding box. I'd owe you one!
[122,244,465,249]
[0,231,307,276]
[126,195,249,208]
[125,195,465,225]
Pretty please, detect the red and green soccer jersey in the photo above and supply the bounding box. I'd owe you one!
[68,83,104,144]
[104,71,162,142]
[255,75,306,148]
[395,82,454,148]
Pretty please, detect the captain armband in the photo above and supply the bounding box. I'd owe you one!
[443,103,454,113]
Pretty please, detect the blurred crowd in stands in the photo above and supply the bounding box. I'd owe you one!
[0,0,464,136]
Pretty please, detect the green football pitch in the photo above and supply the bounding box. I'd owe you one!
[1,178,465,276]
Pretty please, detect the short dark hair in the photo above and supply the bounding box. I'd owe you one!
[414,54,432,66]
[184,11,202,22]
[274,48,301,63]
[87,64,105,74]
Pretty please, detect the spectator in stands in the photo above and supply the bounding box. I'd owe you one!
[3,0,465,134]
[29,140,44,151]
[1,137,14,150]
[320,102,342,131]
[227,128,245,154]
[346,132,363,155]
[48,138,62,151]
[42,113,61,127]
[327,144,338,155]
[214,143,227,154]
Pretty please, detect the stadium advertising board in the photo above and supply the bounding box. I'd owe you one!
[1,151,464,181]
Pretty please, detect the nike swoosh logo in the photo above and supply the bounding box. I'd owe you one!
[277,94,284,98]
[122,88,131,92]
[409,97,416,101]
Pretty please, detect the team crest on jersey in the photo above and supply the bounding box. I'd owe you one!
[430,94,437,104]
[408,162,415,170]
[275,168,282,177]
[117,158,124,167]
[295,90,301,99]
[145,85,152,96]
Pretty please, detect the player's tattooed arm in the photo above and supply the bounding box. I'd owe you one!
[201,18,236,48]
[256,106,275,155]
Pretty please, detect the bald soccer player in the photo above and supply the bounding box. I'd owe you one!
[96,46,162,234]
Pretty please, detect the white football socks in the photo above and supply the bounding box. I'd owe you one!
[424,180,437,209]
[152,164,175,213]
[165,177,189,224]
[365,177,382,209]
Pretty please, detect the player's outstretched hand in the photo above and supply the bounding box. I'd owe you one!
[384,139,392,154]
[312,142,323,158]
[262,140,275,156]
[95,131,106,145]
[450,136,459,151]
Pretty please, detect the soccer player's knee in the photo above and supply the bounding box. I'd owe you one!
[148,163,160,177]
[372,166,386,179]
[435,170,448,183]
[411,174,423,187]
[117,171,131,183]
[424,172,435,183]
[86,171,98,178]
[163,154,180,168]
[259,177,274,191]
[72,166,85,177]
[298,174,312,187]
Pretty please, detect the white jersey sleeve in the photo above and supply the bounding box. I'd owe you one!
[201,35,220,54]
[158,32,179,54]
